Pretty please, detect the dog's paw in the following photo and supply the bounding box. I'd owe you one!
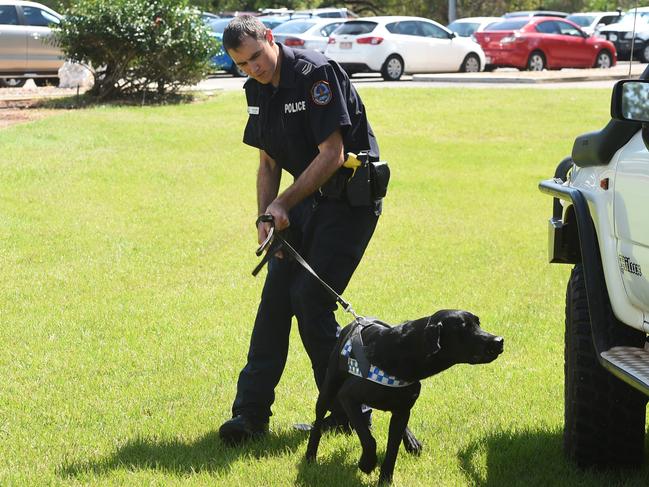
[378,471,393,485]
[358,451,377,473]
[403,431,423,455]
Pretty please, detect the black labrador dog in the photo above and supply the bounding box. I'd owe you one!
[305,309,504,484]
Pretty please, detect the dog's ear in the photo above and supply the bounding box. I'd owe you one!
[424,321,442,356]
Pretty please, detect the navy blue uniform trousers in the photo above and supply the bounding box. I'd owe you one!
[232,195,379,421]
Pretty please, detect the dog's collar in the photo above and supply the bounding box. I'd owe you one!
[341,337,413,388]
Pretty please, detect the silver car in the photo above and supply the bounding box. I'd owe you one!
[0,0,63,87]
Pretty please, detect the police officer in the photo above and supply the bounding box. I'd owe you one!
[218,15,382,444]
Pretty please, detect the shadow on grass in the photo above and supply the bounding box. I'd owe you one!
[458,429,649,486]
[295,448,375,487]
[58,428,306,479]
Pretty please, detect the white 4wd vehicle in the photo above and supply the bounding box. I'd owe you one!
[539,73,649,467]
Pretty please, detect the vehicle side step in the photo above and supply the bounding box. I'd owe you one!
[601,347,649,396]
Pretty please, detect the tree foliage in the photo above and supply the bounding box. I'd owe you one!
[54,0,218,100]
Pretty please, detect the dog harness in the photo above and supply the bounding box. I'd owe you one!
[341,321,413,388]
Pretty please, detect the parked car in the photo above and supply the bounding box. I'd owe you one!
[258,15,290,29]
[0,0,63,87]
[447,16,502,37]
[474,17,617,71]
[565,11,622,35]
[597,7,649,62]
[206,18,246,77]
[503,10,569,18]
[273,18,346,53]
[294,8,356,19]
[325,16,486,81]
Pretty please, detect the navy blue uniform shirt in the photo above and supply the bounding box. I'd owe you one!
[242,44,379,178]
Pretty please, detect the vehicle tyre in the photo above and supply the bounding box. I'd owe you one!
[380,54,404,81]
[230,64,247,78]
[460,53,481,72]
[484,64,496,72]
[640,44,649,64]
[34,77,59,87]
[526,51,545,71]
[564,264,647,468]
[0,78,27,88]
[594,50,613,69]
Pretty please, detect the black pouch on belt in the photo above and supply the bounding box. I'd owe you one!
[369,160,390,199]
[346,163,372,206]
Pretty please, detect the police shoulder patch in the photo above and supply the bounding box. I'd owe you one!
[311,80,332,106]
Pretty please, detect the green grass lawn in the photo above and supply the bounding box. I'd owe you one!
[2,87,649,486]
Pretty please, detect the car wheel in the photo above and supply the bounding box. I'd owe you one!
[640,44,649,64]
[0,78,27,88]
[594,50,613,69]
[230,64,247,78]
[381,54,404,81]
[34,77,59,87]
[460,53,481,72]
[564,264,647,468]
[526,51,545,71]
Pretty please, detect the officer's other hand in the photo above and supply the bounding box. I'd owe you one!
[265,201,290,231]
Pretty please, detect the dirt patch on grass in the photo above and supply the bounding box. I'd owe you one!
[0,107,52,129]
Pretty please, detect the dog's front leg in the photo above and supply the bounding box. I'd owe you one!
[338,383,377,474]
[379,409,410,485]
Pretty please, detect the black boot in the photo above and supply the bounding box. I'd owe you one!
[219,415,269,445]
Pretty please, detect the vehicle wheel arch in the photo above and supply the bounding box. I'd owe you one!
[460,52,481,72]
[380,53,405,81]
[594,49,613,68]
[527,49,546,70]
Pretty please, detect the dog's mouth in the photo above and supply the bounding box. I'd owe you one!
[470,337,504,364]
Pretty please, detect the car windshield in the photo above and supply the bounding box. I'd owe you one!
[447,21,479,36]
[274,20,316,34]
[566,14,595,27]
[484,19,529,30]
[334,21,377,35]
[208,18,231,33]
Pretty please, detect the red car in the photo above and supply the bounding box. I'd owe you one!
[474,17,617,71]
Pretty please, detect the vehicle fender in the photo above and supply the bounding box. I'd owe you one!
[540,176,647,336]
[540,180,621,357]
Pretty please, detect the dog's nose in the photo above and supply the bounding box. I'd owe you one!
[490,336,504,354]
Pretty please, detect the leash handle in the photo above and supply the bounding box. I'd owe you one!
[252,213,361,320]
[255,214,275,256]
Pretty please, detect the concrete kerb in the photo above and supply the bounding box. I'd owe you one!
[413,62,647,84]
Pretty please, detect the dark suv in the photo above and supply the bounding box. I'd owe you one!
[0,0,63,87]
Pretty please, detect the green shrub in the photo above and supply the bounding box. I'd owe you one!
[55,0,218,99]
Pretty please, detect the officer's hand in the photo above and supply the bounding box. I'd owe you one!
[265,200,290,231]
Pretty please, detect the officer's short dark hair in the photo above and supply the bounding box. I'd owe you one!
[223,15,267,53]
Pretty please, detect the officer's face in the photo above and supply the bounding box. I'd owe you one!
[229,30,279,85]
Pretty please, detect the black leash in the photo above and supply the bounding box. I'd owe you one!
[252,214,361,320]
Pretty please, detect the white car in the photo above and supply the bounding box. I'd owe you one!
[0,0,63,87]
[273,18,346,53]
[447,16,502,38]
[325,16,486,81]
[565,11,622,35]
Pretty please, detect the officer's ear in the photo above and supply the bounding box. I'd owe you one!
[265,29,274,45]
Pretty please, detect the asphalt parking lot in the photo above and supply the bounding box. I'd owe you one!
[0,61,646,108]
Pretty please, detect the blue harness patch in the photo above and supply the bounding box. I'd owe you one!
[341,338,413,388]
